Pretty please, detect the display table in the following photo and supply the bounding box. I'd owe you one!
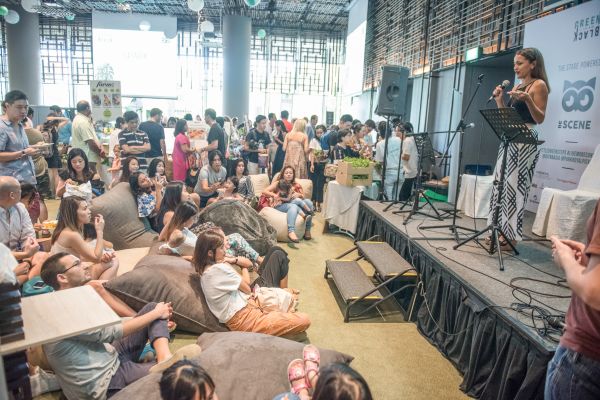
[1,285,121,398]
[456,174,494,219]
[322,181,364,235]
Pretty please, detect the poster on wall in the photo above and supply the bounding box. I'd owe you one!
[524,0,600,212]
[90,80,122,122]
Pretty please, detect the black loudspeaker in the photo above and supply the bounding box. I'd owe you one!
[375,65,409,117]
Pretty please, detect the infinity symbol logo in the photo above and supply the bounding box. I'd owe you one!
[562,78,595,112]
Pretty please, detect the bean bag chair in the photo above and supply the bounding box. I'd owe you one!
[109,332,353,400]
[195,199,277,256]
[258,178,313,242]
[91,182,158,250]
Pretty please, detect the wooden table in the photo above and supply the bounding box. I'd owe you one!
[0,285,121,398]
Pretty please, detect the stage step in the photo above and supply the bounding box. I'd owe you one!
[357,241,415,279]
[325,260,383,302]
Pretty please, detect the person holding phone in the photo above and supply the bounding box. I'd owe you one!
[194,150,227,208]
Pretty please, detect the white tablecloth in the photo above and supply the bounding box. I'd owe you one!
[323,181,364,234]
[456,174,494,219]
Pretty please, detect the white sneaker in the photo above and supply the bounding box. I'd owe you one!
[30,366,61,397]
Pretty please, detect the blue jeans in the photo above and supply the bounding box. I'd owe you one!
[545,345,600,399]
[275,199,313,233]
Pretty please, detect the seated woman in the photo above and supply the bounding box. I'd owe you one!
[48,196,119,280]
[159,205,271,282]
[262,166,314,243]
[119,156,140,184]
[56,148,99,202]
[129,171,165,229]
[148,158,169,188]
[194,150,227,208]
[193,227,310,336]
[159,360,216,400]
[155,181,200,233]
[228,158,255,202]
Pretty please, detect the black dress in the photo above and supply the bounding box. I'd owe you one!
[45,128,62,169]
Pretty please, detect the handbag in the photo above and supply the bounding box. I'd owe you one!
[253,286,298,313]
[64,181,93,202]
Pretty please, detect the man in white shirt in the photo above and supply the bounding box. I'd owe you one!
[375,122,402,201]
[0,176,48,284]
[398,122,419,201]
[71,100,104,172]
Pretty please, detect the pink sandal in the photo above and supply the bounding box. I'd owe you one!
[303,344,320,389]
[287,359,309,395]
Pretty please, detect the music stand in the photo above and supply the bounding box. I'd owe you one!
[393,131,445,225]
[453,108,542,271]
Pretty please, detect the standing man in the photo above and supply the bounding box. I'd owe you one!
[281,110,292,133]
[119,111,150,171]
[200,108,226,163]
[0,90,39,185]
[139,108,167,165]
[71,100,104,172]
[307,114,318,142]
[244,115,271,175]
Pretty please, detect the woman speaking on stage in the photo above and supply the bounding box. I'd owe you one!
[488,47,549,250]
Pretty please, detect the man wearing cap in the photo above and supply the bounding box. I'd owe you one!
[139,108,167,165]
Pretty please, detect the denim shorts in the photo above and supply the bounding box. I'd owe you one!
[545,345,600,399]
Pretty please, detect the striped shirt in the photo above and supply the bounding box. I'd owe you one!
[118,129,149,170]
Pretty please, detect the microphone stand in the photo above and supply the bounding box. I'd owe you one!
[419,73,484,241]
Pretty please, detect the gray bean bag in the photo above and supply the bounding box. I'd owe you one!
[91,182,158,250]
[193,199,277,255]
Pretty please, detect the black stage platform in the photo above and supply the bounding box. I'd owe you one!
[356,201,571,400]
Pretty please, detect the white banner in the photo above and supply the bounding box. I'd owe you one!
[90,80,122,122]
[524,0,600,212]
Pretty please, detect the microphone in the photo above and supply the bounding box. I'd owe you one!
[477,74,485,81]
[487,80,510,103]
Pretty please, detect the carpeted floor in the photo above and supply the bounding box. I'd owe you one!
[36,200,468,400]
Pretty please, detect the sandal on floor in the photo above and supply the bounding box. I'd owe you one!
[303,231,312,240]
[288,232,300,243]
[288,359,309,395]
[303,344,320,389]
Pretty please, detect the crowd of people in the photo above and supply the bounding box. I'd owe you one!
[0,89,384,399]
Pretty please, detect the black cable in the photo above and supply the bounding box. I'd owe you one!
[398,213,568,343]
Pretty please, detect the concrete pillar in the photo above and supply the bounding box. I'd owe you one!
[6,6,42,104]
[222,15,250,120]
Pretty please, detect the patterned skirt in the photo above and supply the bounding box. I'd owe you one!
[487,133,540,242]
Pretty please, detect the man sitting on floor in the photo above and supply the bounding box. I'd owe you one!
[40,252,201,400]
[0,176,48,284]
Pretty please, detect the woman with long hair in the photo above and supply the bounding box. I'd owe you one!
[262,166,314,242]
[172,119,196,181]
[148,158,169,188]
[283,119,309,179]
[158,201,199,256]
[48,196,118,280]
[119,156,140,184]
[56,148,99,201]
[489,47,549,250]
[155,181,200,233]
[228,158,254,201]
[159,360,217,400]
[193,228,309,336]
[272,120,288,176]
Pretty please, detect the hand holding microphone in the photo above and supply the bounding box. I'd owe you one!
[488,80,511,103]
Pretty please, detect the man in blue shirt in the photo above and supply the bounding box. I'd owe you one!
[321,114,353,157]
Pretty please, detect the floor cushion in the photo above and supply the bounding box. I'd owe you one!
[91,182,158,250]
[109,332,353,400]
[194,199,277,255]
[104,252,227,334]
[259,206,306,242]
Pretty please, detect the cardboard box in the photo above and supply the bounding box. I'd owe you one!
[335,161,374,187]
